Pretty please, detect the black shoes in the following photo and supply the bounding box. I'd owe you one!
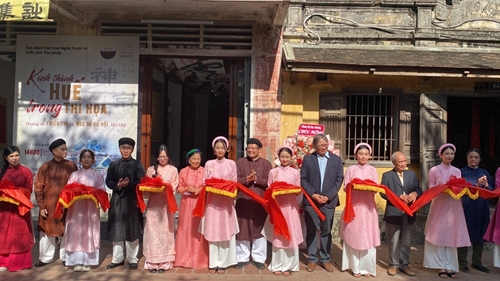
[106,261,124,269]
[471,264,490,273]
[129,263,138,270]
[34,261,48,267]
[459,264,469,273]
[149,269,158,273]
[252,261,265,270]
[235,261,250,269]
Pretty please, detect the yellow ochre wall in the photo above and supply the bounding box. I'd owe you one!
[280,71,491,212]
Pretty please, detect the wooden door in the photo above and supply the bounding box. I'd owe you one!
[420,93,447,192]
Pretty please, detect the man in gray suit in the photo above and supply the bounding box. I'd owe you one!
[381,151,422,277]
[300,134,343,273]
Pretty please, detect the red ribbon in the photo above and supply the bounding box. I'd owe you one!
[55,182,110,218]
[192,179,326,242]
[193,178,269,217]
[409,176,500,214]
[264,181,325,241]
[136,176,178,213]
[343,178,413,223]
[0,180,34,216]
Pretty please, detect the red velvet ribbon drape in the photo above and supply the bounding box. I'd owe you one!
[193,178,269,217]
[55,182,110,217]
[193,178,327,241]
[0,180,34,216]
[136,176,178,213]
[408,176,500,214]
[343,178,413,224]
[264,181,325,241]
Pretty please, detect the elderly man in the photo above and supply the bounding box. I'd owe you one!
[105,137,146,270]
[301,134,343,273]
[34,138,78,267]
[381,151,422,277]
[235,138,272,270]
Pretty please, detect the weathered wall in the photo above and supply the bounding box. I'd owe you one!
[251,22,284,161]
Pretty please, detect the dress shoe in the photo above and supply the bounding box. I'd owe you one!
[459,264,469,273]
[81,266,91,272]
[320,262,334,272]
[399,266,415,276]
[235,261,250,269]
[73,265,82,272]
[158,269,165,273]
[106,261,124,269]
[34,261,48,267]
[149,269,157,273]
[387,266,398,276]
[306,262,316,272]
[471,264,490,273]
[62,261,66,267]
[129,263,138,270]
[253,262,265,270]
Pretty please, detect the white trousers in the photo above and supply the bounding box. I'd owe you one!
[66,250,99,266]
[268,246,299,272]
[341,243,377,276]
[494,244,500,268]
[39,231,66,263]
[112,239,139,264]
[236,237,267,263]
[423,240,458,272]
[208,236,238,268]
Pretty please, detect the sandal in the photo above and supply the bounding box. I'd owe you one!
[447,271,458,279]
[217,268,226,274]
[353,272,361,278]
[438,271,448,279]
[282,271,291,277]
[273,271,282,276]
[363,273,371,277]
[209,268,217,274]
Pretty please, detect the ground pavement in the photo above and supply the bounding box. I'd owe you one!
[1,241,498,281]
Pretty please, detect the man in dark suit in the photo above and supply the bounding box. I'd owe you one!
[300,134,343,273]
[380,151,422,277]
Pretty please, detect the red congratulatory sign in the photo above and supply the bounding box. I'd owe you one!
[297,124,324,136]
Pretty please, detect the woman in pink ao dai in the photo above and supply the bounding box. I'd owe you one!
[201,136,238,274]
[263,146,303,276]
[64,149,105,272]
[143,145,179,273]
[340,143,380,277]
[423,143,470,279]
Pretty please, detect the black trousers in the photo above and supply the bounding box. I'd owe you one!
[457,243,484,266]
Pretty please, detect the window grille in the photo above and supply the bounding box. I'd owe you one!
[345,94,396,161]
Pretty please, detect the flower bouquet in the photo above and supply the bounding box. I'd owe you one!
[284,133,339,170]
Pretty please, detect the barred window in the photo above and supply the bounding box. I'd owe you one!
[345,94,396,161]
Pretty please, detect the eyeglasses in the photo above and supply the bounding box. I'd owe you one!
[158,156,168,160]
[315,144,328,148]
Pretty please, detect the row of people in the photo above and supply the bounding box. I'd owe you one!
[1,136,500,278]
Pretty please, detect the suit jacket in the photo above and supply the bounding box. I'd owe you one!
[300,152,344,209]
[380,168,422,225]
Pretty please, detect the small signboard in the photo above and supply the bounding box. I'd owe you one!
[0,0,50,21]
[297,123,324,136]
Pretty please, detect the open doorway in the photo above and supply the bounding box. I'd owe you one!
[447,96,500,175]
[140,57,248,169]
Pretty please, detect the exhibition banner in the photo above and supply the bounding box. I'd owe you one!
[14,35,139,176]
